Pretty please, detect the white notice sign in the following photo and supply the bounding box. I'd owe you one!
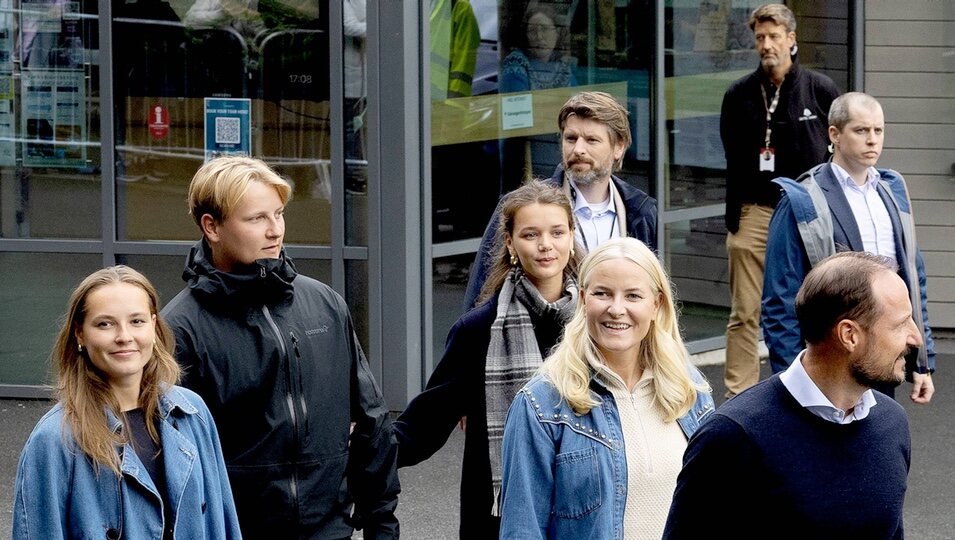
[501,94,533,131]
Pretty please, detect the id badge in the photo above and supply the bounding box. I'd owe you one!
[759,147,775,172]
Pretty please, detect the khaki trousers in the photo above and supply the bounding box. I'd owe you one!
[724,204,774,397]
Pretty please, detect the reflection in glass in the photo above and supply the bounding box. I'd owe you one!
[432,253,474,359]
[0,252,101,385]
[121,254,193,308]
[1,0,100,239]
[664,218,729,343]
[113,1,331,244]
[430,1,654,246]
[344,0,367,246]
[499,2,576,192]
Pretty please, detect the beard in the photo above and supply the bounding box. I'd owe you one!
[563,158,612,186]
[850,342,908,389]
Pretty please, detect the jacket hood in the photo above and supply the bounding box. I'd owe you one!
[182,239,297,309]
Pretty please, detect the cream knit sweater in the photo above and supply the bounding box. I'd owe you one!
[598,367,687,539]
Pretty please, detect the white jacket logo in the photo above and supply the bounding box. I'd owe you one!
[305,326,329,335]
[799,108,817,122]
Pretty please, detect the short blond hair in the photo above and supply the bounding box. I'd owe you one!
[188,156,292,228]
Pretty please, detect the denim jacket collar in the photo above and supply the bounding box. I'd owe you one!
[104,387,201,502]
[105,386,200,434]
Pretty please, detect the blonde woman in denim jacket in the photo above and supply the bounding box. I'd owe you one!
[13,266,239,539]
[499,238,714,539]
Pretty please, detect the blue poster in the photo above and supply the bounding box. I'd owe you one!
[204,97,251,161]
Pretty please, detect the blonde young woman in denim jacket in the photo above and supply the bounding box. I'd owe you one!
[499,238,714,539]
[13,266,239,539]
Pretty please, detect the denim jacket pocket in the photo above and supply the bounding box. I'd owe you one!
[553,446,602,519]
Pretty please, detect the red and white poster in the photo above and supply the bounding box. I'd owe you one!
[148,104,169,140]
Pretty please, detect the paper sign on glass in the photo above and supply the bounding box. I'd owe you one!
[501,94,534,131]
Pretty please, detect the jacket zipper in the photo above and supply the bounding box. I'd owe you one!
[289,330,310,440]
[261,305,301,514]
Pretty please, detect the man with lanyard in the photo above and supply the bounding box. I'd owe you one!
[762,92,935,404]
[463,91,657,310]
[719,3,838,398]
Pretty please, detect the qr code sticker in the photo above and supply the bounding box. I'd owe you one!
[215,117,241,144]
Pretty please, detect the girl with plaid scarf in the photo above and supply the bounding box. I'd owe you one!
[394,180,582,538]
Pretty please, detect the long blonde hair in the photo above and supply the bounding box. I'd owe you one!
[54,265,180,475]
[540,238,709,420]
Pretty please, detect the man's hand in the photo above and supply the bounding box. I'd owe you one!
[910,373,934,404]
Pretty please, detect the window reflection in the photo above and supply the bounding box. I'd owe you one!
[344,0,367,246]
[430,1,653,245]
[663,0,850,347]
[664,217,729,342]
[0,252,101,385]
[114,0,331,244]
[1,0,100,239]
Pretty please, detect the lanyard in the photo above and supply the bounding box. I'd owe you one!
[570,185,617,252]
[760,83,781,148]
[578,212,616,252]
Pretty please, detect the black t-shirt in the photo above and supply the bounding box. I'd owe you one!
[125,408,174,540]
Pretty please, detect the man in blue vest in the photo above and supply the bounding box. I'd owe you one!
[761,91,935,403]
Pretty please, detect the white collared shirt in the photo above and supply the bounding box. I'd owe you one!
[570,180,621,253]
[831,163,896,257]
[780,350,877,424]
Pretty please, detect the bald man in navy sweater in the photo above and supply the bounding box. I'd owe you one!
[664,251,915,539]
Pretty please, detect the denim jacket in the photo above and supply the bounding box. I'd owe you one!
[499,366,714,539]
[13,386,241,539]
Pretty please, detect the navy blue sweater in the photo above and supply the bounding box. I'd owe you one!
[664,375,910,539]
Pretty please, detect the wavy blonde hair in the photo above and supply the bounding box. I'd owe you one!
[54,266,180,475]
[540,237,709,420]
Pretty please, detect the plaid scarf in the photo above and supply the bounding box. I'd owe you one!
[486,268,577,515]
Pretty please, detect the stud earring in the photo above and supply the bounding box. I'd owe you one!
[77,343,83,352]
[510,253,518,266]
[570,248,576,258]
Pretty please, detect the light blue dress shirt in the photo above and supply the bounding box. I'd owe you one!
[831,162,896,257]
[780,350,877,424]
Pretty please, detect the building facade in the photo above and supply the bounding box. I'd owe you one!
[0,0,951,406]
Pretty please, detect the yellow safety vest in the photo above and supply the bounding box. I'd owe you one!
[430,0,480,99]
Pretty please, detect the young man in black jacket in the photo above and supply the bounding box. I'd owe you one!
[162,156,399,539]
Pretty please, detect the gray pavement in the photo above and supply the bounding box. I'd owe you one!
[3,346,953,538]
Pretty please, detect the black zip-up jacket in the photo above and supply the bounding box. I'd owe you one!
[720,57,839,233]
[161,240,399,539]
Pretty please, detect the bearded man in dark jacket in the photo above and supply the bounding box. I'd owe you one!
[162,156,399,539]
